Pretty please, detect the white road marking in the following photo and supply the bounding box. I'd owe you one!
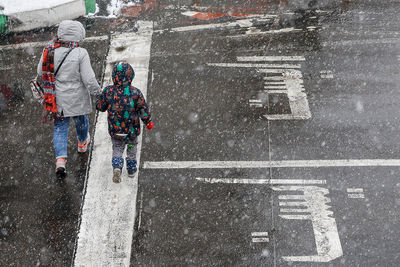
[228,27,302,38]
[169,5,330,15]
[280,214,312,220]
[274,186,343,262]
[0,35,109,51]
[73,21,153,267]
[323,38,400,47]
[280,208,310,213]
[278,195,304,200]
[264,79,285,81]
[264,83,287,89]
[197,177,343,262]
[252,237,270,243]
[251,232,269,243]
[143,159,400,169]
[251,232,269,237]
[260,68,311,120]
[264,114,310,120]
[263,81,286,84]
[320,70,334,79]
[265,89,287,94]
[279,201,308,207]
[181,10,277,20]
[138,191,144,230]
[238,56,305,62]
[263,76,285,81]
[0,66,12,70]
[347,188,363,193]
[159,17,273,33]
[347,188,365,198]
[195,178,326,185]
[177,11,310,38]
[284,10,331,15]
[249,99,263,107]
[207,63,301,69]
[264,83,286,86]
[207,56,311,120]
[348,193,365,199]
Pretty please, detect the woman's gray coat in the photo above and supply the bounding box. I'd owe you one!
[37,20,101,117]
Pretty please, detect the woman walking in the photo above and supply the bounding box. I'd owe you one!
[37,20,101,178]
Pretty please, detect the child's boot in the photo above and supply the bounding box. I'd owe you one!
[55,158,67,179]
[112,157,124,183]
[126,159,137,178]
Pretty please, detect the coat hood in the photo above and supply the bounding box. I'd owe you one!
[57,20,85,42]
[112,62,135,87]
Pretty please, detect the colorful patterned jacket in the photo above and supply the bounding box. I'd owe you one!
[96,62,152,141]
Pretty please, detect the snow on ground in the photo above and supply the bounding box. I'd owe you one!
[106,0,141,17]
[0,0,142,18]
[107,0,123,17]
[0,0,81,15]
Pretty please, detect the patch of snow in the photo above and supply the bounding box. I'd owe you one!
[107,0,122,18]
[0,0,80,15]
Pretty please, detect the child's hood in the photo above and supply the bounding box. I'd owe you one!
[112,62,135,87]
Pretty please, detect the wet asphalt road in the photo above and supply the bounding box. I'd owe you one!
[1,0,400,266]
[134,1,400,266]
[0,18,111,266]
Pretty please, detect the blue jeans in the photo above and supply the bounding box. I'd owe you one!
[53,115,89,159]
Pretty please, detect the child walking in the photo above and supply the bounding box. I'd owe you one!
[96,62,153,183]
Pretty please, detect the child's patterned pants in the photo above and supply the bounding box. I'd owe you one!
[111,137,138,169]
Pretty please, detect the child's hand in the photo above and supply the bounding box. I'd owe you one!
[146,121,154,130]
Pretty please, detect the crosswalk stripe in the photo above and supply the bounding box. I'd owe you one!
[73,21,153,267]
